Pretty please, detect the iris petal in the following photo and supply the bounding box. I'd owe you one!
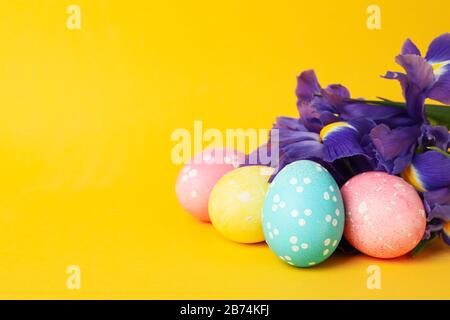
[402,38,421,55]
[428,73,450,104]
[430,60,450,78]
[420,125,450,151]
[296,70,321,102]
[384,55,434,122]
[422,187,450,243]
[273,140,324,179]
[244,117,318,168]
[276,128,320,146]
[280,140,323,160]
[402,163,426,192]
[297,99,338,133]
[296,71,348,133]
[427,35,450,104]
[258,116,324,179]
[369,124,421,174]
[395,54,435,91]
[320,121,355,141]
[384,34,450,120]
[339,102,413,127]
[423,187,450,209]
[321,84,350,106]
[274,116,307,131]
[443,222,450,246]
[320,119,375,163]
[403,150,450,191]
[427,203,450,222]
[425,33,450,64]
[297,70,415,131]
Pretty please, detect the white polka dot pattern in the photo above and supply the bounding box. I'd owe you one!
[262,160,345,268]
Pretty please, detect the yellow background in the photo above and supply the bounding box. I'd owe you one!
[0,0,448,299]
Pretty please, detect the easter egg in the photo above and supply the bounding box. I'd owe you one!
[262,160,345,267]
[175,148,244,222]
[209,166,274,243]
[341,172,426,259]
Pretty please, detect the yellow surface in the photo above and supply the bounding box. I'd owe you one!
[0,0,448,299]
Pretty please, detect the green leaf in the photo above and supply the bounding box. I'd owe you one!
[357,99,450,128]
[410,233,439,257]
[426,146,450,157]
[424,105,450,128]
[410,236,434,257]
[324,95,450,128]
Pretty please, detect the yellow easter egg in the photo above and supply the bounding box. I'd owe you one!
[208,165,274,243]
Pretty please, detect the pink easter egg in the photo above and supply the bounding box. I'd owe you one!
[341,172,426,259]
[175,148,245,222]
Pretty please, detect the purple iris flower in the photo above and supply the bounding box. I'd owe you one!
[397,147,450,244]
[246,115,374,185]
[402,150,450,192]
[296,70,423,175]
[296,70,414,132]
[423,187,450,244]
[242,117,320,175]
[246,35,450,249]
[271,117,323,176]
[420,124,450,151]
[384,33,450,123]
[366,125,421,174]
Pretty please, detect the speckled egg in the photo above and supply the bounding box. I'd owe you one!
[341,172,426,259]
[262,160,345,267]
[209,166,274,243]
[175,148,244,222]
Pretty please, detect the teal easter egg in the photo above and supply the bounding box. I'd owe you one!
[262,160,345,267]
